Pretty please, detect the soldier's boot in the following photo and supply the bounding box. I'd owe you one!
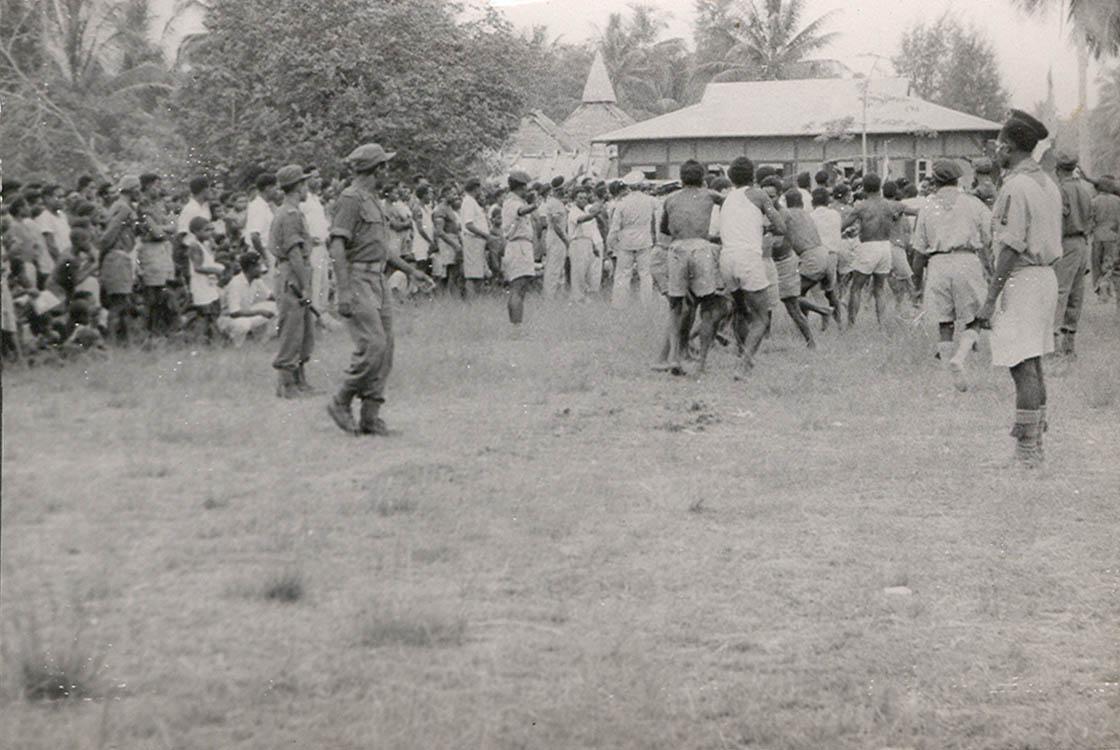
[359,398,390,436]
[1011,409,1044,468]
[294,364,323,397]
[1061,330,1077,362]
[948,329,978,392]
[326,393,359,435]
[276,369,298,399]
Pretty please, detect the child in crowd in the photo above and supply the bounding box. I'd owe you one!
[185,216,225,344]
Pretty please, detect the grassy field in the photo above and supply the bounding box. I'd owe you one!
[2,293,1118,750]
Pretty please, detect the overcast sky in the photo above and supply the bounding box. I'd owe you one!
[151,0,1102,114]
[492,0,1103,114]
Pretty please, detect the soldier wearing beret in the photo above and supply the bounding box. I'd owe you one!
[976,109,1062,467]
[1051,151,1095,361]
[326,143,433,436]
[910,158,992,391]
[269,164,316,398]
[970,157,999,208]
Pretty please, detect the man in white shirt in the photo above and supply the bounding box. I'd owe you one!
[246,172,279,273]
[720,157,783,379]
[37,185,72,262]
[177,176,212,236]
[567,186,602,303]
[299,167,338,328]
[460,177,490,299]
[218,251,276,346]
[607,180,656,308]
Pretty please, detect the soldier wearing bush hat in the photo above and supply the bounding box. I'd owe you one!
[325,144,432,436]
[269,164,317,398]
[1051,148,1095,361]
[976,107,1063,467]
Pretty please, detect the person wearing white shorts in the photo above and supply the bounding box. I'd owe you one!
[976,109,1062,467]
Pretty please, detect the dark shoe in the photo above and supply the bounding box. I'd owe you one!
[327,397,358,435]
[359,400,391,436]
[294,365,323,397]
[276,370,298,399]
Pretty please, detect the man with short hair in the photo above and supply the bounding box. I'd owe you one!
[911,159,992,391]
[608,178,656,308]
[136,173,177,338]
[246,173,278,272]
[976,110,1062,467]
[658,159,722,372]
[1051,152,1095,360]
[36,185,71,269]
[177,175,212,236]
[720,157,785,379]
[460,177,491,299]
[327,144,434,435]
[1090,176,1120,302]
[501,171,539,325]
[410,184,435,278]
[787,189,842,329]
[841,173,915,327]
[542,175,570,298]
[300,167,336,327]
[795,171,813,209]
[218,251,276,346]
[566,186,602,304]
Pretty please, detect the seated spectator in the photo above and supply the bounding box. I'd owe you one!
[218,251,275,347]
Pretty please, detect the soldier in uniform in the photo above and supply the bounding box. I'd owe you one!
[99,175,142,346]
[269,164,316,398]
[976,110,1062,467]
[326,143,434,436]
[910,159,992,391]
[970,157,999,209]
[500,170,539,325]
[1051,151,1095,361]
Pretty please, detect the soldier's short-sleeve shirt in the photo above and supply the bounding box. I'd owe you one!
[330,186,388,263]
[269,203,309,264]
[1059,175,1095,237]
[992,159,1062,267]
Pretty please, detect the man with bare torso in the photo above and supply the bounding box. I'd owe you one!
[841,173,916,326]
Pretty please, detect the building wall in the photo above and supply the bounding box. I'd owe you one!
[616,132,995,182]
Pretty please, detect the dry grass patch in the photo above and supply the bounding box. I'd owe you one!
[261,568,305,603]
[358,603,467,649]
[2,607,109,702]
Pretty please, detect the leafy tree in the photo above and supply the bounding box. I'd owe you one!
[1009,0,1119,57]
[1091,65,1120,174]
[173,0,527,182]
[893,14,1010,122]
[0,0,180,180]
[595,4,691,118]
[694,0,840,82]
[516,26,594,123]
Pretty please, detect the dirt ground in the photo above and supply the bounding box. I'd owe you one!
[2,296,1118,749]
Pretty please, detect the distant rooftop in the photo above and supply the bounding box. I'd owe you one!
[594,78,1002,142]
[581,49,618,104]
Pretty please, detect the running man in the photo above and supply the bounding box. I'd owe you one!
[910,159,992,391]
[841,173,916,327]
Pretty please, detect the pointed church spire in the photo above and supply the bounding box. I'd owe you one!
[582,49,617,104]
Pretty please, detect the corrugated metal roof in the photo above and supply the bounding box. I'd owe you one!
[594,78,1002,142]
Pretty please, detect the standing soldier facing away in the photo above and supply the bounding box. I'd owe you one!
[1051,151,1095,362]
[270,164,317,398]
[326,143,434,436]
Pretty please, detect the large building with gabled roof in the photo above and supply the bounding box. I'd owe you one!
[594,78,1002,184]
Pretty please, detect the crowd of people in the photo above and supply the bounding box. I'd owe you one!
[1,108,1116,463]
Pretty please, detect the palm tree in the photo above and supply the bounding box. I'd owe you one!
[594,5,691,115]
[1009,0,1119,57]
[1092,65,1120,173]
[696,0,840,82]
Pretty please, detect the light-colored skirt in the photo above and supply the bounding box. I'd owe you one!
[990,265,1058,368]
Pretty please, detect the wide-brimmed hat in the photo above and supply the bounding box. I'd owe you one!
[347,143,395,171]
[276,164,309,189]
